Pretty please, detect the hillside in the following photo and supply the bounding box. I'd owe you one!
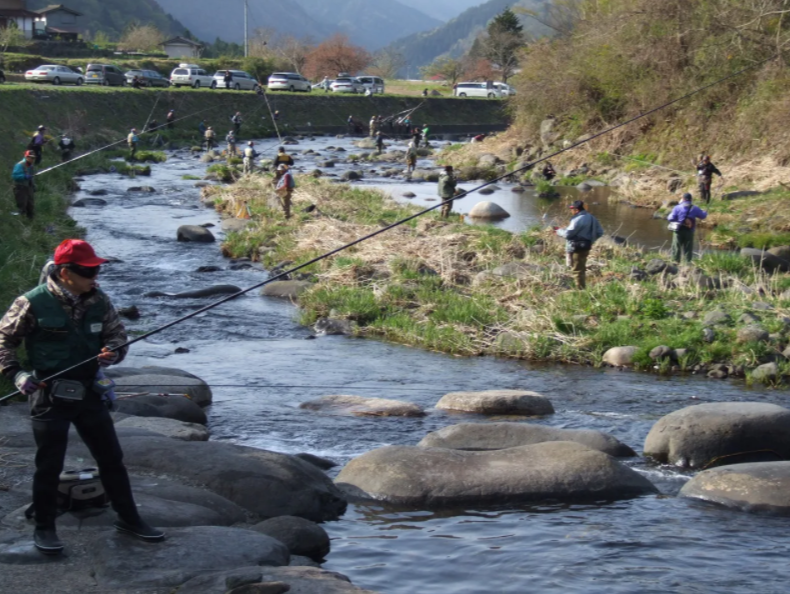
[396,0,484,23]
[386,0,553,74]
[25,0,186,39]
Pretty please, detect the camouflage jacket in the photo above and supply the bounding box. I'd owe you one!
[0,275,128,378]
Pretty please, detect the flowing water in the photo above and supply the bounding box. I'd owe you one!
[66,138,790,594]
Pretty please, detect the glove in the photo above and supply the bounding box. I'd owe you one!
[25,174,33,180]
[98,347,119,367]
[14,371,44,395]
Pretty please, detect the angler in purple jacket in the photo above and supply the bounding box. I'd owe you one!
[667,193,707,263]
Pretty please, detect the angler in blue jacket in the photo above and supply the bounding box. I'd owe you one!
[12,150,36,219]
[556,200,605,289]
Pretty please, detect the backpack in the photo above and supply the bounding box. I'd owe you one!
[285,173,295,189]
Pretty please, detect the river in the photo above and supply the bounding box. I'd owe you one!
[67,137,790,594]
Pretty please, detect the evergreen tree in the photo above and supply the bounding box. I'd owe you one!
[483,7,526,83]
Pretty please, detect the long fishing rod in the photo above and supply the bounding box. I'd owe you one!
[0,53,778,403]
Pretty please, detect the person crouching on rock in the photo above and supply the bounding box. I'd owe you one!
[555,200,604,289]
[0,239,165,555]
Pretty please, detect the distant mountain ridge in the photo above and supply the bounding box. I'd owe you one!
[386,0,553,75]
[396,0,484,22]
[154,0,441,51]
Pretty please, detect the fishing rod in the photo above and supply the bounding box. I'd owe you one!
[0,53,778,403]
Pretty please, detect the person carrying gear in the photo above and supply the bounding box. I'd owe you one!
[126,128,138,160]
[274,164,295,219]
[223,70,234,90]
[693,154,723,204]
[243,141,258,175]
[28,125,48,165]
[375,131,385,155]
[273,110,280,121]
[204,126,216,151]
[0,239,166,555]
[226,130,237,158]
[231,112,243,135]
[58,134,75,162]
[437,165,459,219]
[667,192,708,263]
[555,200,605,290]
[422,124,430,147]
[274,146,294,168]
[412,127,422,147]
[347,115,356,136]
[166,109,175,130]
[405,141,418,175]
[12,150,36,219]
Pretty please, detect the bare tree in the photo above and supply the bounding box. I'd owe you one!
[274,36,313,74]
[303,34,372,80]
[118,24,165,52]
[420,56,466,84]
[369,48,406,79]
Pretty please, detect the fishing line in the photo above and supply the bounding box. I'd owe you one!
[0,53,778,403]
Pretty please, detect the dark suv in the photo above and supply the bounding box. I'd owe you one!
[85,63,126,86]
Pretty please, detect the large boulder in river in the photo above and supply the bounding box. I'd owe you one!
[435,390,554,416]
[468,201,510,219]
[300,395,426,418]
[177,567,376,594]
[111,373,212,407]
[251,516,331,561]
[679,462,790,516]
[335,442,657,507]
[740,248,790,273]
[602,346,638,367]
[115,416,210,441]
[418,422,635,457]
[89,526,289,590]
[80,435,348,521]
[115,394,208,425]
[644,402,790,469]
[261,281,312,299]
[177,225,215,243]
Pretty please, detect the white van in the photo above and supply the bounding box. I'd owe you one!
[494,82,516,96]
[454,82,502,98]
[170,64,215,89]
[357,75,385,94]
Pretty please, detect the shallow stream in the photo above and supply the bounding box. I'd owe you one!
[67,138,790,594]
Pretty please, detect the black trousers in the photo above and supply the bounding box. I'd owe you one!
[32,145,42,165]
[31,402,140,530]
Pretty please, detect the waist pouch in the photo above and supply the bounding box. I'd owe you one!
[50,379,86,402]
[569,239,592,252]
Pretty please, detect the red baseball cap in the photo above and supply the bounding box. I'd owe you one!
[24,150,35,158]
[54,239,108,266]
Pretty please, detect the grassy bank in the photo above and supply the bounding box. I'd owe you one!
[208,175,790,385]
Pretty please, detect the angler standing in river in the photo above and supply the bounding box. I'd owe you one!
[126,128,138,160]
[693,154,723,204]
[0,239,165,554]
[243,141,258,175]
[405,141,418,176]
[555,200,605,290]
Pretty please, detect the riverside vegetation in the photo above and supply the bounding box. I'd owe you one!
[208,173,790,385]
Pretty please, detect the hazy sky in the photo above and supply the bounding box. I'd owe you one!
[397,0,484,22]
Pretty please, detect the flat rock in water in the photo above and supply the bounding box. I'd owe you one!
[72,197,107,207]
[468,201,510,219]
[402,192,416,198]
[300,395,426,418]
[602,346,638,367]
[89,526,289,589]
[177,225,215,243]
[435,390,554,415]
[644,402,790,468]
[112,373,212,407]
[115,416,210,441]
[418,422,635,457]
[261,281,312,299]
[336,442,657,507]
[95,436,347,521]
[251,516,331,561]
[679,461,790,515]
[177,566,377,594]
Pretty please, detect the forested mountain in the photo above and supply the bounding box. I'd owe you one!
[397,0,484,22]
[25,0,185,39]
[386,0,553,74]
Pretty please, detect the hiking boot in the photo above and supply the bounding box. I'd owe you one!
[34,528,64,554]
[113,519,165,542]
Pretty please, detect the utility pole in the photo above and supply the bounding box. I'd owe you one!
[244,0,249,57]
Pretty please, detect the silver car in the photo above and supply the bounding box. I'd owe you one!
[330,77,364,94]
[24,64,84,86]
[213,70,261,91]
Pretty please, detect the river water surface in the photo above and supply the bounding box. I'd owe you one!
[67,137,790,594]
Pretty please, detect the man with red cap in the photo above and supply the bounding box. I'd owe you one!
[11,150,36,219]
[0,239,165,554]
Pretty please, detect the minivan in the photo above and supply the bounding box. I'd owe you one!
[213,70,261,91]
[85,64,126,86]
[493,82,516,96]
[268,72,312,92]
[453,82,503,99]
[357,76,385,94]
[170,64,215,88]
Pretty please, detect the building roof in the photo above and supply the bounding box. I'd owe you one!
[161,36,203,48]
[35,4,83,16]
[46,25,79,34]
[0,8,39,17]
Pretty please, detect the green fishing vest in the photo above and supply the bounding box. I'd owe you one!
[23,284,106,378]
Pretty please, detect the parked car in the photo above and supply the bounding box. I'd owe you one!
[170,64,215,89]
[84,63,126,86]
[212,70,261,91]
[125,69,170,87]
[24,64,84,86]
[330,76,364,94]
[453,82,503,98]
[267,72,312,92]
[357,75,385,94]
[312,77,334,91]
[0,69,5,84]
[493,82,516,96]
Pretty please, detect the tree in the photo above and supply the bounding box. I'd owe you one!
[482,7,526,82]
[420,56,465,84]
[118,24,165,52]
[274,36,313,74]
[369,48,406,79]
[303,34,371,80]
[0,22,28,55]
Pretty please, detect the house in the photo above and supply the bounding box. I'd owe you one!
[161,36,203,59]
[34,4,83,41]
[0,0,42,39]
